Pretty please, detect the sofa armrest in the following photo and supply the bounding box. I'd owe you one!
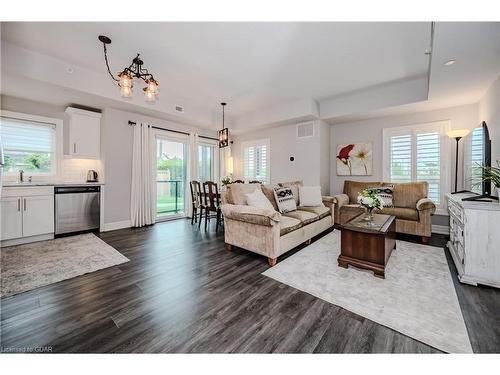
[221,204,281,226]
[333,193,349,208]
[322,196,335,208]
[416,198,436,215]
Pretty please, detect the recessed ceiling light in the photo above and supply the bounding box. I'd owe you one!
[66,67,74,74]
[443,59,456,67]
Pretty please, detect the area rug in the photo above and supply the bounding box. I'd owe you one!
[262,230,472,353]
[1,234,129,298]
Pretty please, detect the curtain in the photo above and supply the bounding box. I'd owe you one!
[186,133,199,218]
[130,123,154,227]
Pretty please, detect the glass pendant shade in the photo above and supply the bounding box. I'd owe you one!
[146,79,159,94]
[144,87,157,103]
[218,128,229,148]
[118,71,133,88]
[120,85,132,98]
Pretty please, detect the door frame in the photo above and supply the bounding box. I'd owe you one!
[152,129,189,222]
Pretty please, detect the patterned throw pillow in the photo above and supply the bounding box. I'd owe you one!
[273,187,297,213]
[367,185,394,208]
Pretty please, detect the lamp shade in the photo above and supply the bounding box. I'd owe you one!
[447,129,470,138]
[226,156,234,175]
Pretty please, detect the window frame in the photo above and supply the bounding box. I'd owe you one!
[197,138,219,183]
[382,121,450,214]
[0,110,63,182]
[241,138,270,184]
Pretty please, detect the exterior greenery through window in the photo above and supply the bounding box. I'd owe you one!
[1,117,56,175]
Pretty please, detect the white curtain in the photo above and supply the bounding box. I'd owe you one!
[186,133,199,218]
[130,123,154,227]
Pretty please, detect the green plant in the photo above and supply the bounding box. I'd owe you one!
[474,161,500,188]
[357,188,383,210]
[221,175,232,186]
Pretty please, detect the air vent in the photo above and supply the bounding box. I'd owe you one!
[297,121,314,138]
[175,105,184,113]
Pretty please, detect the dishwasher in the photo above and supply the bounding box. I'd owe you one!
[55,186,100,236]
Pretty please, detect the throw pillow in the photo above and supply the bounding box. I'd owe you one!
[278,180,303,205]
[273,187,297,213]
[298,186,324,207]
[245,188,275,211]
[367,185,394,207]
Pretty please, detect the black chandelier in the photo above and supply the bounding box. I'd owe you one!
[98,35,159,103]
[218,102,229,148]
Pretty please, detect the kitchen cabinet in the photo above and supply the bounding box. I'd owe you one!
[65,107,101,159]
[0,197,23,240]
[1,187,54,245]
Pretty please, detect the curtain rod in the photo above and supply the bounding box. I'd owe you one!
[128,120,218,141]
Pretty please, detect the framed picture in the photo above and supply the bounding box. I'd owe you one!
[336,142,373,176]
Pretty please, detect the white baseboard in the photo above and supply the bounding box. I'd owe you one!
[432,224,449,235]
[102,220,131,232]
[1,233,54,247]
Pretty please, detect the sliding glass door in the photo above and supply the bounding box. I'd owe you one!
[198,142,217,183]
[155,134,187,220]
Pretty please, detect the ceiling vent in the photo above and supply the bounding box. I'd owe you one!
[297,121,314,139]
[175,105,184,113]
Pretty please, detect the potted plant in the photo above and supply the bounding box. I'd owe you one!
[476,161,500,199]
[357,188,383,224]
[221,175,233,188]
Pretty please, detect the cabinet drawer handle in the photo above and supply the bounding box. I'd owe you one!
[18,198,21,211]
[24,198,27,211]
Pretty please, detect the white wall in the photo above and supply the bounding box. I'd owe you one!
[478,75,500,164]
[231,120,330,194]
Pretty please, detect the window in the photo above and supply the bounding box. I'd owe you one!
[198,143,215,182]
[383,121,449,211]
[241,139,270,183]
[467,126,485,194]
[1,114,60,176]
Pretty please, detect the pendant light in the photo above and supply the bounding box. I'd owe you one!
[218,102,229,148]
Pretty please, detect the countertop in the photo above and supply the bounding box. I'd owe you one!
[3,182,105,188]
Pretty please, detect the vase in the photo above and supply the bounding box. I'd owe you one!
[363,207,374,222]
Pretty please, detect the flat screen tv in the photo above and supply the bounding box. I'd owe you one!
[462,121,497,201]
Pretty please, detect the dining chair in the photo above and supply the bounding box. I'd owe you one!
[189,180,202,225]
[249,180,262,184]
[232,179,244,184]
[201,181,223,231]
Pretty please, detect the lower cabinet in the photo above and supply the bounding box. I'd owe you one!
[1,187,54,243]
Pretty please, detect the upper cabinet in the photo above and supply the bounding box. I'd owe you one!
[64,107,101,159]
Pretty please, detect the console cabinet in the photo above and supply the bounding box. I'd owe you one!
[446,193,500,288]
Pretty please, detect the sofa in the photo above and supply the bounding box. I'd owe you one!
[333,180,436,242]
[221,181,335,266]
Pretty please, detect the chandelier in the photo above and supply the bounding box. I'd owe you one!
[98,35,159,103]
[218,102,229,148]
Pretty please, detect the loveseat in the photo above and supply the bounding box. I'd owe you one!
[221,181,335,266]
[333,180,436,242]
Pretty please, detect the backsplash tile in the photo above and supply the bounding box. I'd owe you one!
[61,159,103,183]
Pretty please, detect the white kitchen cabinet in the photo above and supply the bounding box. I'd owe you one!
[1,187,54,245]
[22,195,55,237]
[65,107,101,159]
[0,197,23,240]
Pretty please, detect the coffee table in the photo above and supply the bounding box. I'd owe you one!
[338,213,396,279]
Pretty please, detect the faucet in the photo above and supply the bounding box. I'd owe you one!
[19,170,24,183]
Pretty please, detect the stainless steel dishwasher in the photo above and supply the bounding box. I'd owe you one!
[55,186,100,235]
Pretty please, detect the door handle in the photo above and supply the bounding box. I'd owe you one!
[73,143,77,154]
[24,198,27,211]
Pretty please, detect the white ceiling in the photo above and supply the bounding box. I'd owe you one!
[1,22,499,131]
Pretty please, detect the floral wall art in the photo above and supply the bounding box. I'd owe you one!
[336,142,373,176]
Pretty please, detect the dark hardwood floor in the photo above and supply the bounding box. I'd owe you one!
[1,219,499,353]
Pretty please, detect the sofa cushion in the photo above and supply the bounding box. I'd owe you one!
[261,184,279,211]
[278,180,303,205]
[343,180,382,204]
[388,181,428,209]
[245,188,275,211]
[274,186,297,213]
[279,216,302,236]
[298,206,331,220]
[298,186,324,207]
[375,207,419,221]
[283,210,318,225]
[227,183,262,205]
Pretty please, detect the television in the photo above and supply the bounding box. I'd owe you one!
[462,121,497,201]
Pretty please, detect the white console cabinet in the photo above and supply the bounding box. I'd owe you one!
[1,186,54,246]
[446,193,500,288]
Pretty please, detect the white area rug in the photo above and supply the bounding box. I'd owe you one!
[263,230,472,353]
[1,234,129,298]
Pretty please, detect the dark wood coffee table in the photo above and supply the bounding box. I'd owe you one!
[338,214,396,278]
